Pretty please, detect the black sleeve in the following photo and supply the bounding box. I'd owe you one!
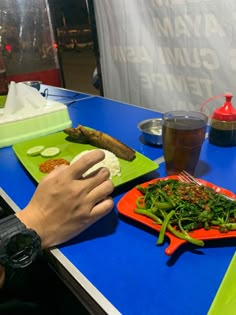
[0,257,48,315]
[0,255,90,315]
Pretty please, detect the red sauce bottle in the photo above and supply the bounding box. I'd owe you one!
[208,93,236,146]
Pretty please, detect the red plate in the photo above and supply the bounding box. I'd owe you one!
[117,176,236,255]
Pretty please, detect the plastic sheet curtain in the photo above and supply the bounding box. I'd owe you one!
[93,0,236,113]
[0,0,63,87]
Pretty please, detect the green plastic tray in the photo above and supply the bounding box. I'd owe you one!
[13,131,159,187]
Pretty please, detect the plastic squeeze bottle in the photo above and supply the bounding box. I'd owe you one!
[208,93,236,146]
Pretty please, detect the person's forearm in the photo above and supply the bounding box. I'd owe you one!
[0,265,5,288]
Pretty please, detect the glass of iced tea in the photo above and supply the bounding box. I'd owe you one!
[0,69,8,96]
[162,110,208,175]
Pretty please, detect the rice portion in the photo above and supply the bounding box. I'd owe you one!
[70,149,121,178]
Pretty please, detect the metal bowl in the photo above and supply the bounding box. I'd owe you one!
[22,81,42,90]
[138,118,163,146]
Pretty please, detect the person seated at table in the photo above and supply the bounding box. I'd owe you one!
[0,149,114,315]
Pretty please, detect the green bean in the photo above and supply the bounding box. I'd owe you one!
[134,208,162,224]
[153,202,173,211]
[136,196,145,209]
[178,218,200,232]
[157,210,176,245]
[211,221,236,231]
[156,189,176,207]
[167,224,204,247]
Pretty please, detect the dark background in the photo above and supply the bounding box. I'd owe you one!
[50,0,89,28]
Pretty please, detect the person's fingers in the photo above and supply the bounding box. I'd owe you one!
[47,163,69,176]
[68,149,106,179]
[87,178,114,206]
[82,166,110,181]
[70,168,112,199]
[90,197,114,219]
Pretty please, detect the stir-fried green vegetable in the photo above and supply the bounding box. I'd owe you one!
[135,179,236,247]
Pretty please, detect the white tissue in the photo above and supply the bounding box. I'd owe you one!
[0,81,67,124]
[3,81,47,116]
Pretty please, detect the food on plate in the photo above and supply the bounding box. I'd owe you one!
[39,158,70,173]
[64,125,135,161]
[70,149,121,178]
[27,145,45,156]
[135,178,236,247]
[40,147,60,157]
[26,146,60,158]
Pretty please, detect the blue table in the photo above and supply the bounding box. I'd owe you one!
[0,89,236,315]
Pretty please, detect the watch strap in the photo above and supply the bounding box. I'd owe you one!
[0,214,27,239]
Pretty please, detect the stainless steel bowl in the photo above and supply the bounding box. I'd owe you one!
[22,81,42,90]
[138,118,163,146]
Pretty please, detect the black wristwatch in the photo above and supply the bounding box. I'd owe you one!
[0,215,41,268]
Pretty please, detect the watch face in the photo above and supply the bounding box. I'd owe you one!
[6,230,40,268]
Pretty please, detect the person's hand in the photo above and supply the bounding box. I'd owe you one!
[16,150,114,249]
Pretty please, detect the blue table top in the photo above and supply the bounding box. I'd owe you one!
[1,90,236,315]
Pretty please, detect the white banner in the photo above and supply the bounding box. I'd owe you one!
[94,0,236,113]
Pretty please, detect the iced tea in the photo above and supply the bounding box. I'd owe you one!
[162,111,208,175]
[0,70,8,96]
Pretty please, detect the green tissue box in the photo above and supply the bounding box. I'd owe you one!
[0,101,72,148]
[0,95,6,108]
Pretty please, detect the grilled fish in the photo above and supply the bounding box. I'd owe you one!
[64,125,136,161]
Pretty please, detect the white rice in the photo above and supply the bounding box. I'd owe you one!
[70,149,121,178]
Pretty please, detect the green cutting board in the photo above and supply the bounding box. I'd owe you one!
[208,252,236,315]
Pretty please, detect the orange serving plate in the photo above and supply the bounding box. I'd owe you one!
[117,176,236,255]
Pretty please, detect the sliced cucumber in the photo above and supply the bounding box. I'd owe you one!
[40,147,60,157]
[27,145,45,156]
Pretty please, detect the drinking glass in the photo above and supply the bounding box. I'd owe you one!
[162,110,208,175]
[0,70,8,96]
